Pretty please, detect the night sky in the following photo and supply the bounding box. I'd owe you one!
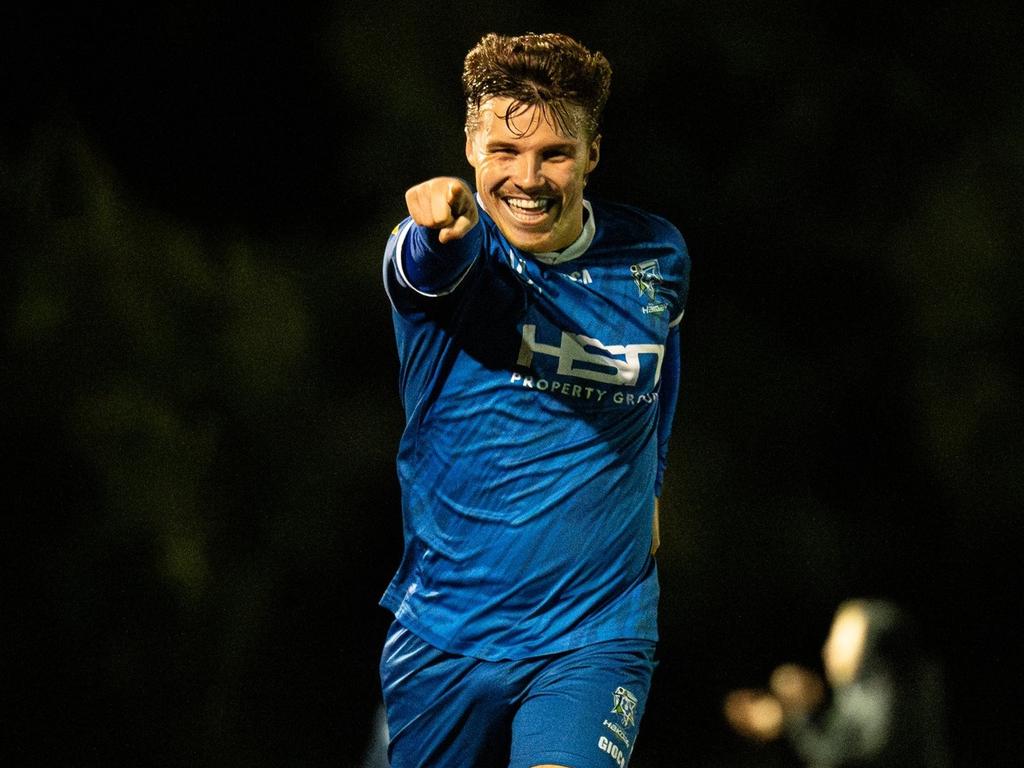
[5,2,1021,766]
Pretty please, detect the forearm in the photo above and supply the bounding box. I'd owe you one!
[398,177,482,294]
[400,220,483,294]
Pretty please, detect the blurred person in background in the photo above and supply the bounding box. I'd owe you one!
[361,701,390,768]
[377,31,690,768]
[724,598,950,768]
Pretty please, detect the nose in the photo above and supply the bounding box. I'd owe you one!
[512,153,544,190]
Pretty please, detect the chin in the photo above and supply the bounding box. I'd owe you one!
[508,232,556,253]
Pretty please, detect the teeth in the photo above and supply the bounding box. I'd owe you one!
[506,198,550,211]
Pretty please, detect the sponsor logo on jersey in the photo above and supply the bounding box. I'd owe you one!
[507,372,660,405]
[517,324,665,386]
[611,686,639,728]
[603,719,631,747]
[598,735,627,768]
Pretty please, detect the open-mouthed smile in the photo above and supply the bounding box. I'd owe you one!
[503,196,556,224]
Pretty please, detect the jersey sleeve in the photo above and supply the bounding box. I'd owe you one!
[655,218,690,495]
[382,217,482,313]
[667,225,691,328]
[655,324,681,497]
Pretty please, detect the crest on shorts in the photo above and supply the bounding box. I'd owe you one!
[611,686,639,728]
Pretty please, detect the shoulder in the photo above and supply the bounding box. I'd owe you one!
[589,198,688,255]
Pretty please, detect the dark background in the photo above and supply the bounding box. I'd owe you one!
[4,1,1021,766]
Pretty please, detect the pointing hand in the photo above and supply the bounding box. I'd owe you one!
[405,177,479,244]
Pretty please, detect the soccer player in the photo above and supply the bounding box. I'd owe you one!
[379,32,690,768]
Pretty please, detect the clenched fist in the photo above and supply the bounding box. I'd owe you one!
[404,177,479,244]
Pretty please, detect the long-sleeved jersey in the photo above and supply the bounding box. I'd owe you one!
[380,197,690,661]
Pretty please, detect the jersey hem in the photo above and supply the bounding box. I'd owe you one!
[380,592,658,662]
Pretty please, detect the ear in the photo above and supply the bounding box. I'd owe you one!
[586,134,601,174]
[465,130,479,168]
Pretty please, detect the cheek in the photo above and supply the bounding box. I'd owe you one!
[478,159,511,184]
[557,171,586,199]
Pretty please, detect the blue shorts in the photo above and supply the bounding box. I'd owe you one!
[379,620,657,768]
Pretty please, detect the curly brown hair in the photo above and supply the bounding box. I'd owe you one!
[462,32,612,140]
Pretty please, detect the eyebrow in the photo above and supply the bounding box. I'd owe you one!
[485,140,577,153]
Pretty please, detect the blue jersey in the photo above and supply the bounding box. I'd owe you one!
[381,197,690,661]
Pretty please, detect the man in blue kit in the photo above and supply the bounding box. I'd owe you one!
[379,32,690,768]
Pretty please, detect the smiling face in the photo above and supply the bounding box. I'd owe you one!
[465,96,600,253]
